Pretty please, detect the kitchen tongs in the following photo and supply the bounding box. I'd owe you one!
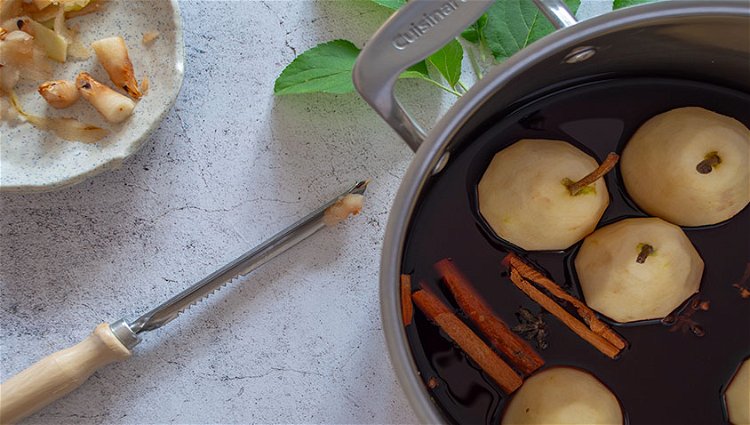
[0,180,368,424]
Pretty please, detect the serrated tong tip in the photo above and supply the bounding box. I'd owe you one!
[118,180,371,346]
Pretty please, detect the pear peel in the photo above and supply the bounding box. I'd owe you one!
[621,107,750,227]
[478,139,610,251]
[501,367,623,425]
[575,217,704,323]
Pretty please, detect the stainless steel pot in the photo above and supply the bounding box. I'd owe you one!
[353,0,749,422]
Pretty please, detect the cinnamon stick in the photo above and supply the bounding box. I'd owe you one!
[435,258,544,375]
[401,274,414,326]
[508,269,621,359]
[412,288,523,393]
[505,253,627,350]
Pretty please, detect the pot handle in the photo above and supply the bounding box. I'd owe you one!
[353,0,577,152]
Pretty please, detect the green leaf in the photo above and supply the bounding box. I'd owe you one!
[461,27,479,44]
[461,14,488,44]
[399,61,431,81]
[427,39,463,89]
[370,0,406,10]
[274,40,360,95]
[482,0,581,61]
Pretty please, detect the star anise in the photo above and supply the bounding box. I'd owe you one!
[661,295,710,337]
[513,307,549,349]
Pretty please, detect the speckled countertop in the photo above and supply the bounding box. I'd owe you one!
[0,1,608,423]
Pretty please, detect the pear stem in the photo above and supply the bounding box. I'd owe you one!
[566,152,620,196]
[636,244,654,264]
[696,152,721,174]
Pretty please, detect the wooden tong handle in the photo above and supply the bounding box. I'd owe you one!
[0,323,131,424]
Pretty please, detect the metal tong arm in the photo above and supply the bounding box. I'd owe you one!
[122,180,370,344]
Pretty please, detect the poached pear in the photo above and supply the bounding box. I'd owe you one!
[501,367,623,425]
[621,107,750,226]
[478,139,616,251]
[725,358,750,425]
[575,217,704,323]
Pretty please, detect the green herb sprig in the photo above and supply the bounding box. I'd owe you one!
[274,0,657,97]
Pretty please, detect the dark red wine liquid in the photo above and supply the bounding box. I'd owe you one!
[401,78,750,425]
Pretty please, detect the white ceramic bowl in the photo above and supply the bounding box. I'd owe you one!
[0,0,184,193]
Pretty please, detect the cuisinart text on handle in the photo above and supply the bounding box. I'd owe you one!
[392,0,468,50]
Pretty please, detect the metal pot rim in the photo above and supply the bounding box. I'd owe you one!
[378,2,749,423]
